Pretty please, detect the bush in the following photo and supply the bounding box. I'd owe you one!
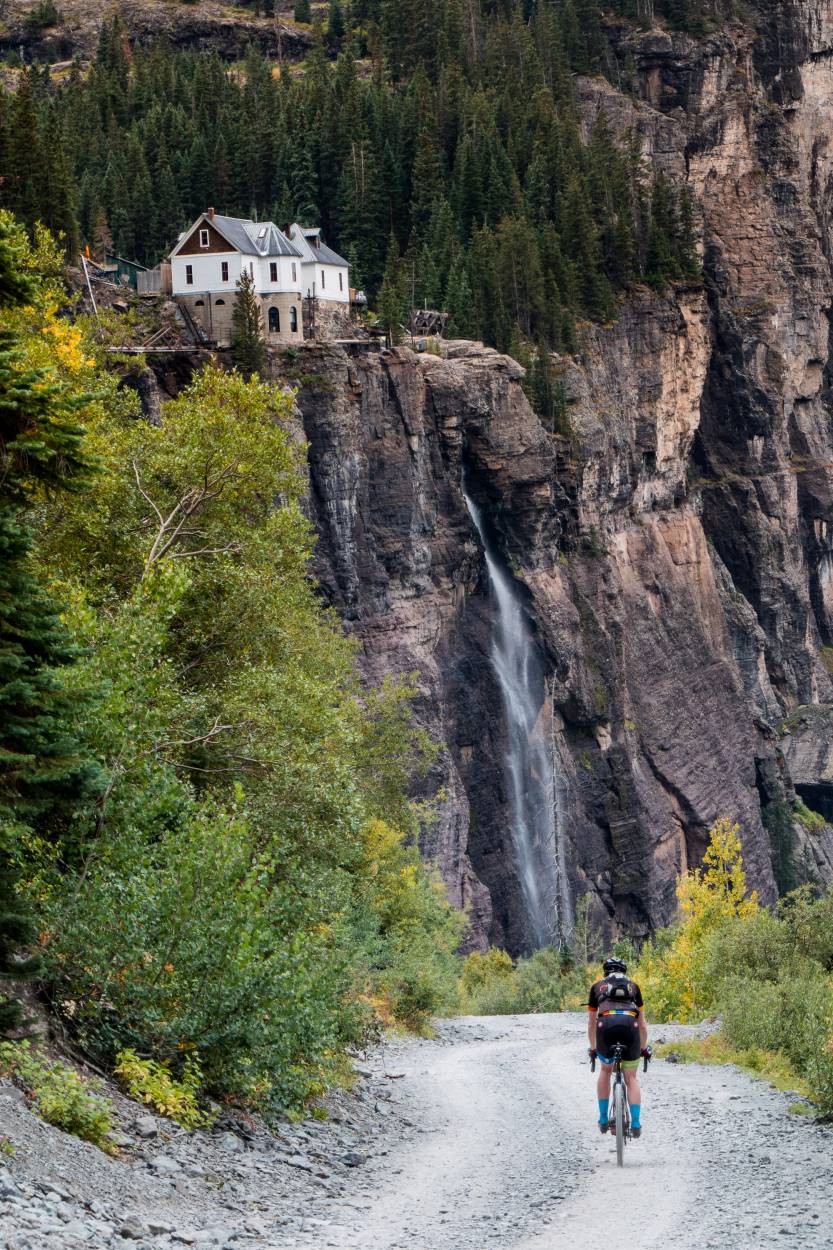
[720,968,833,1115]
[0,1041,113,1150]
[462,946,587,1015]
[460,949,514,999]
[634,818,833,1117]
[635,818,758,1021]
[114,1050,210,1130]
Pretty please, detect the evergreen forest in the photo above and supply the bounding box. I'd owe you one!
[0,0,703,354]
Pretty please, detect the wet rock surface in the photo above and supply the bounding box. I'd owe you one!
[3,1017,830,1250]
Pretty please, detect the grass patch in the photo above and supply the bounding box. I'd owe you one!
[655,1033,811,1099]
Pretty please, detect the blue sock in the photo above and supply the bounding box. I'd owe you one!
[630,1103,641,1129]
[598,1098,609,1125]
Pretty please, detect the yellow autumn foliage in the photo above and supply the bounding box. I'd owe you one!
[636,818,758,1022]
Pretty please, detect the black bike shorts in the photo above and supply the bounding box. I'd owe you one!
[596,1014,640,1068]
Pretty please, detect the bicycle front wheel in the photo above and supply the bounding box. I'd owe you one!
[612,1083,625,1167]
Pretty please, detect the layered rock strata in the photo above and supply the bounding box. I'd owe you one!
[291,1,833,950]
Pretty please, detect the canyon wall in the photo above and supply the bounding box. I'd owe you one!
[286,3,833,951]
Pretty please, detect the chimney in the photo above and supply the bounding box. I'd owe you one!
[207,207,215,220]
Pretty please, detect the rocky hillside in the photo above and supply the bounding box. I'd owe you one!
[276,1,833,951]
[0,0,310,63]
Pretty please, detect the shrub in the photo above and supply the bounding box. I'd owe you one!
[0,1041,113,1150]
[636,818,758,1021]
[460,949,514,999]
[462,946,587,1015]
[114,1050,210,1130]
[719,967,833,1115]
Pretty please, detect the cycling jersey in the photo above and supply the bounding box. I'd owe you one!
[587,976,644,1014]
[588,976,644,1066]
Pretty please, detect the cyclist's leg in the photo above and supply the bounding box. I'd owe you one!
[596,1059,612,1125]
[623,1065,641,1130]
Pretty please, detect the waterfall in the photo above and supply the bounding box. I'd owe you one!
[463,481,572,949]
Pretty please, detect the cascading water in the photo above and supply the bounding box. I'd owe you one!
[463,479,572,949]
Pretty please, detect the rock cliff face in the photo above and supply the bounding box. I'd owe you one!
[284,1,833,952]
[1,0,309,64]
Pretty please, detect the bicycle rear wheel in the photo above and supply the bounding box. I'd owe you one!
[612,1082,625,1167]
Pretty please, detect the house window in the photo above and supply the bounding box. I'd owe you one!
[292,262,297,282]
[339,271,343,291]
[221,261,229,281]
[199,229,209,248]
[185,264,193,285]
[215,299,225,306]
[194,299,204,306]
[270,262,278,283]
[268,307,280,333]
[321,269,325,289]
[290,305,298,333]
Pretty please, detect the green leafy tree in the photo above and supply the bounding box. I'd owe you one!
[32,360,458,1108]
[294,0,312,21]
[231,269,266,377]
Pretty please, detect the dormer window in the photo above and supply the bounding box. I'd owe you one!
[199,229,210,248]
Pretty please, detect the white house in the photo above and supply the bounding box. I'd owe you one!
[169,209,350,346]
[287,223,350,304]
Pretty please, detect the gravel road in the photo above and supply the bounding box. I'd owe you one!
[279,1013,833,1250]
[1,1013,831,1249]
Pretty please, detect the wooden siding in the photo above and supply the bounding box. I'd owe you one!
[177,220,239,256]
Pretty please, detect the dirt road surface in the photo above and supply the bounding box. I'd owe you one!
[282,1013,831,1250]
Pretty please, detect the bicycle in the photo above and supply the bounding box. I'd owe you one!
[589,1043,651,1167]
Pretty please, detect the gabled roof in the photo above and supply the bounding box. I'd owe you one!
[288,223,348,268]
[171,213,301,259]
[311,240,349,267]
[241,220,302,258]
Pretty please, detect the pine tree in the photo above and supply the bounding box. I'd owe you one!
[328,0,345,39]
[294,0,312,22]
[676,186,701,279]
[377,233,407,344]
[232,269,266,378]
[444,251,475,338]
[0,214,100,1032]
[409,129,444,244]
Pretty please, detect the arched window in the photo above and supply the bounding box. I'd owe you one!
[290,305,298,333]
[194,299,205,307]
[268,306,280,333]
[215,298,225,306]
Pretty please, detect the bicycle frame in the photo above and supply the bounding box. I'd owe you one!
[589,1041,633,1166]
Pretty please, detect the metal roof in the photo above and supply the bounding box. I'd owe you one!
[310,241,348,267]
[288,223,347,268]
[206,214,302,258]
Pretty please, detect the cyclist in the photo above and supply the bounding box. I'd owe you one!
[587,956,649,1138]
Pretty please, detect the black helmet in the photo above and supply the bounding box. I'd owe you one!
[603,956,627,976]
